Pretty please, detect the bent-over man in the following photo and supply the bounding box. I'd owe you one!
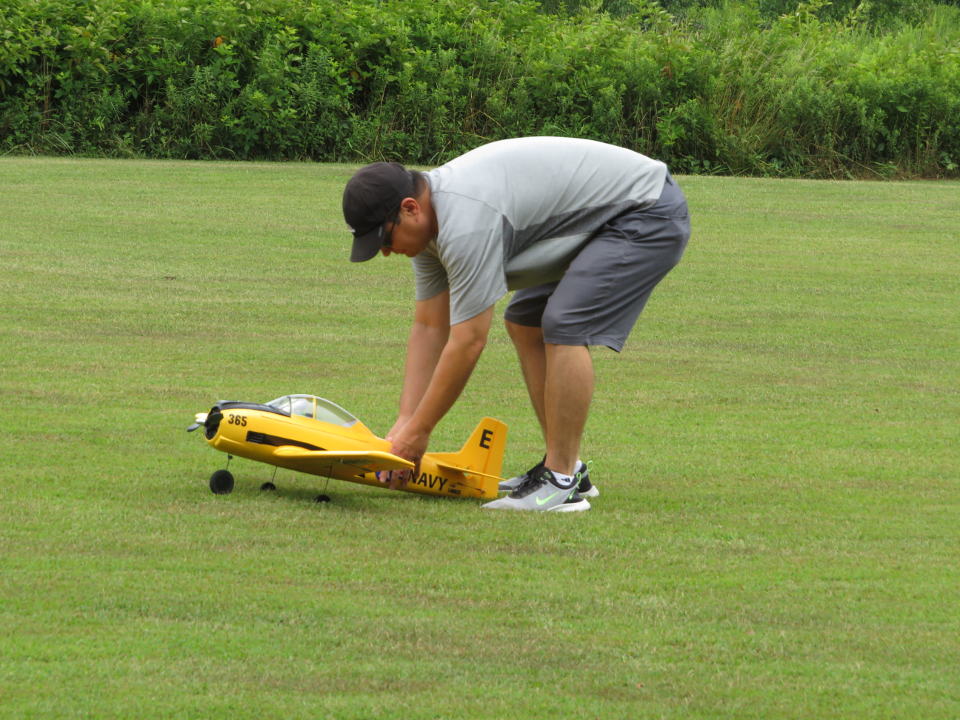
[342,136,690,512]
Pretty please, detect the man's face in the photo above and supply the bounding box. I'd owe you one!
[380,199,433,258]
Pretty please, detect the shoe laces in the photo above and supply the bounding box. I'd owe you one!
[511,469,550,498]
[526,457,545,477]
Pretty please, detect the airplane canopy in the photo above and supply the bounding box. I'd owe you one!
[266,394,359,427]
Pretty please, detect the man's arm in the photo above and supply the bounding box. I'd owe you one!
[388,303,494,472]
[391,290,451,435]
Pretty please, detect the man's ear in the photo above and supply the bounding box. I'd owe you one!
[399,196,420,217]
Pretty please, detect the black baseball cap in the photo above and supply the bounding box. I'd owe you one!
[342,162,415,262]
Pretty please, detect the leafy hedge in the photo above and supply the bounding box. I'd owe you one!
[547,0,960,25]
[2,0,958,177]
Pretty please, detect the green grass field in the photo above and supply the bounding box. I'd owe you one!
[1,157,958,719]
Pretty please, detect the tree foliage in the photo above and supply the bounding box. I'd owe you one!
[1,0,958,177]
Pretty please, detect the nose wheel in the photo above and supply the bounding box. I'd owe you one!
[209,469,235,495]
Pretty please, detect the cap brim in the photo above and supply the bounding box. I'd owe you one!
[350,226,383,263]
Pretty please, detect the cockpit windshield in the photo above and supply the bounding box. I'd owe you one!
[266,394,359,427]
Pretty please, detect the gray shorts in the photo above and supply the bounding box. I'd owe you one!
[504,173,690,352]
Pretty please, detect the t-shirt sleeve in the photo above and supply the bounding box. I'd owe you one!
[413,196,507,325]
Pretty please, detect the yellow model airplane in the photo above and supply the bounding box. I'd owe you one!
[188,394,507,500]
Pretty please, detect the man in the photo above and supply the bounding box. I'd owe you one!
[342,137,690,512]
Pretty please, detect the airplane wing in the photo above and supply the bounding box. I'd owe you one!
[272,447,414,475]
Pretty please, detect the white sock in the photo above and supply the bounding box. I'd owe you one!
[546,460,583,488]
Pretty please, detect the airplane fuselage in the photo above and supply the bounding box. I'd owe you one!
[197,399,504,499]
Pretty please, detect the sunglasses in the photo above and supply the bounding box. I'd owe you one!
[381,206,402,249]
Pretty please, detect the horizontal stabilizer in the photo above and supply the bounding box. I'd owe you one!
[431,461,503,481]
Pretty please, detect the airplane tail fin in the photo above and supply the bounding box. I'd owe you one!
[430,417,507,480]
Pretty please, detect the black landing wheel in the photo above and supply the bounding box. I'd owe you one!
[209,469,235,495]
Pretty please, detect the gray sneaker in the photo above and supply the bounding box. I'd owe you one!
[482,467,583,511]
[499,459,598,498]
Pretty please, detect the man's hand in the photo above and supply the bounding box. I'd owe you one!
[382,421,429,490]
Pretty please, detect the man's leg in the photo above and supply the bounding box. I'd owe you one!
[488,299,596,511]
[505,319,548,442]
[505,321,593,477]
[543,343,594,476]
[483,336,594,511]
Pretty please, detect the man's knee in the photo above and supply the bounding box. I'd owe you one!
[505,317,543,346]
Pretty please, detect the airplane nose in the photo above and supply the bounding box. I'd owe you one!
[204,406,223,439]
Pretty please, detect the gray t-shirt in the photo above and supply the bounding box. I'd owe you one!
[413,137,667,324]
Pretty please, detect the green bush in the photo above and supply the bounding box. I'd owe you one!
[1,0,958,177]
[688,0,960,175]
[547,0,959,25]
